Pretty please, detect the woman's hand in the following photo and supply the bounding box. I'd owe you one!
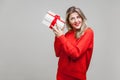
[52,24,64,37]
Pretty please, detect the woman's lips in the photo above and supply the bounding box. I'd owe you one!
[73,22,81,26]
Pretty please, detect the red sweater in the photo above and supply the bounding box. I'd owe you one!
[54,28,94,80]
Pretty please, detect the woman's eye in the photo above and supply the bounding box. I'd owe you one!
[70,17,74,20]
[77,16,80,18]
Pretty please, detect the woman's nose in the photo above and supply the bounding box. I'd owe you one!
[74,18,78,22]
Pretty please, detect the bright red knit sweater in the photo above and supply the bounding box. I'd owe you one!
[54,28,94,80]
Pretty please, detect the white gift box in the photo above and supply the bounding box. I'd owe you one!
[42,11,65,29]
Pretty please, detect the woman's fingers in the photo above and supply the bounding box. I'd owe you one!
[55,24,60,31]
[56,24,63,32]
[52,24,60,32]
[61,26,65,31]
[52,24,64,37]
[52,26,58,32]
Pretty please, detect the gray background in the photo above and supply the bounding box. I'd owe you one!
[0,0,120,80]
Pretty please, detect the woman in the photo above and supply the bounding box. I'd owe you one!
[52,6,94,80]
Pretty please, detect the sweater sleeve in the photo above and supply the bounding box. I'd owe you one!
[57,28,94,59]
[54,36,62,57]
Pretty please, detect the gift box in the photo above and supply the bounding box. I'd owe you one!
[42,10,65,29]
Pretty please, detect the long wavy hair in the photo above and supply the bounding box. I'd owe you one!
[66,6,87,38]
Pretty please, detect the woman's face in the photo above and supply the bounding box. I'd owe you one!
[68,12,82,30]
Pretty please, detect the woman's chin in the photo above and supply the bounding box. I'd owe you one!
[75,26,81,29]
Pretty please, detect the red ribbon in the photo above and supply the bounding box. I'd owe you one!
[48,12,64,29]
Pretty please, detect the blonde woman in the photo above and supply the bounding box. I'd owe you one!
[53,6,94,80]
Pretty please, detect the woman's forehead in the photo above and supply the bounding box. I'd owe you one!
[69,12,79,17]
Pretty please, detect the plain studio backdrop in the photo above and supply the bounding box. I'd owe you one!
[0,0,120,80]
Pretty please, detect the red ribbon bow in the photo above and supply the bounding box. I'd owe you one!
[48,12,64,29]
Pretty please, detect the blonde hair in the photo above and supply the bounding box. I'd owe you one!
[66,6,87,38]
